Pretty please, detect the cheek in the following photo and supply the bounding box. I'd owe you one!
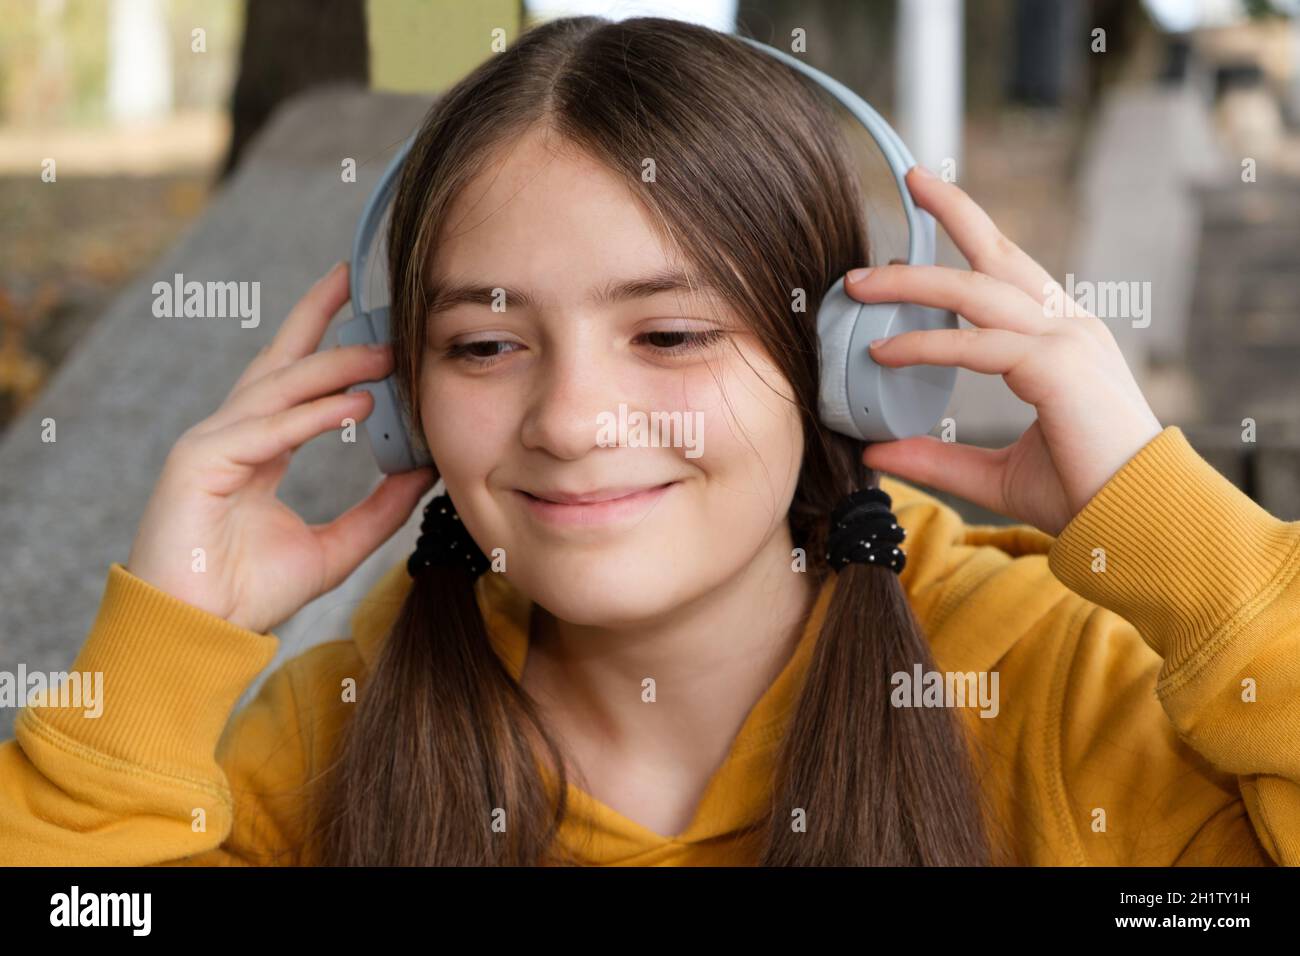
[419,370,510,481]
[683,353,803,493]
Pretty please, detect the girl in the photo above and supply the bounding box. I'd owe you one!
[3,15,1297,867]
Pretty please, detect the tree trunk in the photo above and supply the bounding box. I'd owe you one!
[220,0,369,180]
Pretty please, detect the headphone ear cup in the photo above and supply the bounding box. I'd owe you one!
[817,277,958,442]
[359,372,432,474]
[337,307,432,474]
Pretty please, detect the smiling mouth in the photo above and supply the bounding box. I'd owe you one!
[515,482,679,526]
[521,484,674,505]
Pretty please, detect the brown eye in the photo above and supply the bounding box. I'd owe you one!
[445,339,521,366]
[637,329,727,355]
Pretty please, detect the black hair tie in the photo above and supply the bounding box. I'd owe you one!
[407,492,490,579]
[824,486,907,574]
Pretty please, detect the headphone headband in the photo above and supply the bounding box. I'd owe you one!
[734,36,934,266]
[349,133,415,311]
[349,34,933,314]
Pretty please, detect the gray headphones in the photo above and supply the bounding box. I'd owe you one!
[339,35,958,474]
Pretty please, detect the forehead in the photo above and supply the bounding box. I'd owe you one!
[428,124,680,291]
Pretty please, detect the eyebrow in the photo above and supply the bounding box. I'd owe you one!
[424,268,715,318]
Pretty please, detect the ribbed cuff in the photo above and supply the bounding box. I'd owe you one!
[16,563,280,781]
[1047,426,1300,674]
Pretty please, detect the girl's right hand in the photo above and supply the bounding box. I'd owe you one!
[125,261,435,634]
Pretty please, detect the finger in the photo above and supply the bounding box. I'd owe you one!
[847,264,1052,335]
[229,261,351,394]
[869,326,1034,377]
[205,343,393,434]
[312,467,437,592]
[863,435,1007,516]
[196,390,373,478]
[904,167,1060,307]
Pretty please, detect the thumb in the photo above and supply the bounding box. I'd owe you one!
[313,466,436,590]
[863,436,1005,514]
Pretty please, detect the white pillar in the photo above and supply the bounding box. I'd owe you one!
[107,0,172,123]
[895,0,964,176]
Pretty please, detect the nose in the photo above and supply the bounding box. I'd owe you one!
[518,330,626,461]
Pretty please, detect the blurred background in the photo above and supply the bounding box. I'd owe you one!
[1,0,1298,731]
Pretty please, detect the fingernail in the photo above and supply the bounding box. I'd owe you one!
[846,267,873,284]
[869,336,891,349]
[912,164,937,180]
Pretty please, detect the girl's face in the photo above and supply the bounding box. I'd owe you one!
[419,124,805,626]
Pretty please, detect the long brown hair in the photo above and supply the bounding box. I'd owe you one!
[311,15,1009,865]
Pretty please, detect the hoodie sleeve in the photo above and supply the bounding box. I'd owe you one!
[1039,426,1300,865]
[0,563,310,866]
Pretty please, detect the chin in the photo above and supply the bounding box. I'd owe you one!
[516,556,696,628]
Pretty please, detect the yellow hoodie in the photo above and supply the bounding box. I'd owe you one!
[2,425,1298,865]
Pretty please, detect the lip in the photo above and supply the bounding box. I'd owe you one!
[516,482,678,527]
[524,484,673,505]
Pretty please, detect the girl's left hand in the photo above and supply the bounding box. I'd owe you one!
[849,165,1163,538]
